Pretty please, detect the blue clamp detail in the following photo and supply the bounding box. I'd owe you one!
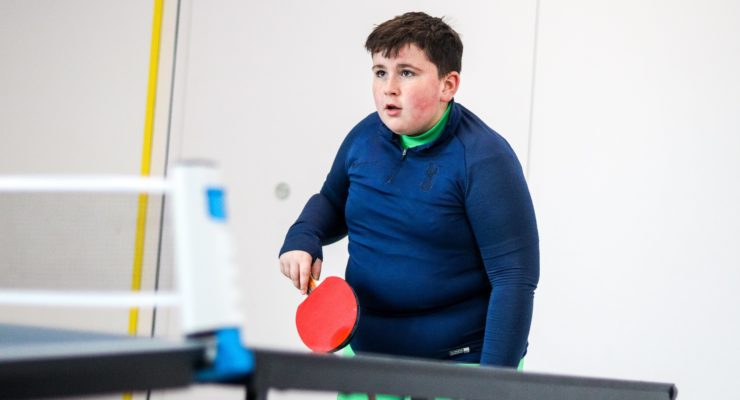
[206,187,227,221]
[195,327,254,382]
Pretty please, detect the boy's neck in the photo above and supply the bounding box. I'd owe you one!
[400,103,452,149]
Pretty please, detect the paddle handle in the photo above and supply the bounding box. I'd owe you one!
[307,277,318,294]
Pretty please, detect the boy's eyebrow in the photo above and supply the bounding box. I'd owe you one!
[371,63,422,71]
[395,63,421,71]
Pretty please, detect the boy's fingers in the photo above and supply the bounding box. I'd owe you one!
[280,251,314,293]
[299,260,312,294]
[279,253,295,279]
[311,258,323,281]
[279,259,288,278]
[289,262,301,289]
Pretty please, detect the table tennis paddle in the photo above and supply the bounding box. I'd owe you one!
[295,276,359,353]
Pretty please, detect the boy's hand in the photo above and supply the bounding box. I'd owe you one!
[279,250,322,295]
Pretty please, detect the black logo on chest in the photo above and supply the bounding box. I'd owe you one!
[421,163,439,192]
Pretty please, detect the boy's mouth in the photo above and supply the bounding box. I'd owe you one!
[384,104,401,117]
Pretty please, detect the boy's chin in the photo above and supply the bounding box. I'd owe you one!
[379,118,410,136]
[389,128,412,136]
[388,126,422,136]
[389,127,421,136]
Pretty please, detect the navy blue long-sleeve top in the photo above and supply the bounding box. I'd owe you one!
[280,102,539,367]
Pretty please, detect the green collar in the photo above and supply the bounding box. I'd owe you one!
[400,103,452,149]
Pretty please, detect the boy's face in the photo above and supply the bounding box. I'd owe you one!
[371,44,459,136]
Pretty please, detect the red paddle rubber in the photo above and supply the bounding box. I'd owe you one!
[295,276,359,353]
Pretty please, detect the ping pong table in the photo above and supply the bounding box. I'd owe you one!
[0,323,678,400]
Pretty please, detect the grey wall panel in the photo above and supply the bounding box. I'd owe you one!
[0,193,138,290]
[0,0,166,353]
[0,0,151,174]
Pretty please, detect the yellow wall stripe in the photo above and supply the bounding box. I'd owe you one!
[128,0,165,337]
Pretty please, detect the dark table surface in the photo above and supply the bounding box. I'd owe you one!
[0,323,204,399]
[1,323,678,400]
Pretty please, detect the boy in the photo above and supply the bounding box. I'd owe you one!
[279,11,539,371]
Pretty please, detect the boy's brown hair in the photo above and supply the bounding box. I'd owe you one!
[365,12,463,78]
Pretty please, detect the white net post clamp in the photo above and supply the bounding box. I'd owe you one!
[171,161,253,380]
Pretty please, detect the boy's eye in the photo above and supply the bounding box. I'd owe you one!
[375,70,386,78]
[400,70,415,77]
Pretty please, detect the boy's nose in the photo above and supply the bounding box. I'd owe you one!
[384,78,400,95]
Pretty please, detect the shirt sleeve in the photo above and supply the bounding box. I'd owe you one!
[279,131,355,261]
[464,152,540,367]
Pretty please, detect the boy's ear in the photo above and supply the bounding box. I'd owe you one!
[440,71,461,102]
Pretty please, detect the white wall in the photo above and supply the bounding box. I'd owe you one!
[526,1,740,399]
